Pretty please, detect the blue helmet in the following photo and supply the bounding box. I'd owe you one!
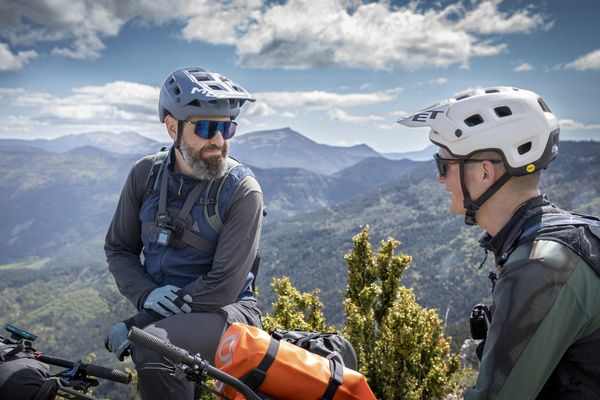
[158,67,255,122]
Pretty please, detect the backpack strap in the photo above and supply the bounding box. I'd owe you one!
[141,169,217,254]
[143,147,169,201]
[520,213,600,242]
[204,157,241,233]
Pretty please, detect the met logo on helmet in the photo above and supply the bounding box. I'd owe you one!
[411,110,444,122]
[191,87,210,95]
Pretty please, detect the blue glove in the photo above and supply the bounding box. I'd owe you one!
[143,285,192,317]
[104,322,131,362]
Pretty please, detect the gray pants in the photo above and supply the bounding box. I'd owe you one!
[131,301,261,400]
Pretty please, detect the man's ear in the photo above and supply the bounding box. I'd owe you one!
[164,115,178,141]
[481,160,496,185]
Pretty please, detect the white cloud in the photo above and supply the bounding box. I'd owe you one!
[181,0,262,45]
[0,43,38,71]
[376,122,401,130]
[328,108,384,124]
[388,110,410,119]
[244,101,277,117]
[0,0,176,60]
[0,0,548,69]
[429,77,448,85]
[0,115,46,133]
[234,0,544,70]
[1,81,160,136]
[565,49,600,71]
[559,119,600,130]
[457,0,546,34]
[255,89,397,110]
[544,63,563,72]
[514,62,534,72]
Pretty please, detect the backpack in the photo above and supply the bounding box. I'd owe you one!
[0,336,50,400]
[270,329,358,371]
[215,323,375,400]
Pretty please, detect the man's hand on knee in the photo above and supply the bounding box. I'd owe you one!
[144,285,193,317]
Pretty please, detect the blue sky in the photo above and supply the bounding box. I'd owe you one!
[0,0,598,153]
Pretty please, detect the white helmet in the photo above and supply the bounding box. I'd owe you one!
[398,86,560,176]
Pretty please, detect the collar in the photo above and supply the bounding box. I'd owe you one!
[479,195,551,264]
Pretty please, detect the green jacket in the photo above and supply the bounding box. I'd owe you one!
[465,196,600,400]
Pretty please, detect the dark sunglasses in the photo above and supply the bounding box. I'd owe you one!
[434,153,502,178]
[184,120,237,140]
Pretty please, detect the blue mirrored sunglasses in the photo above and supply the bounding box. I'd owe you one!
[184,120,237,140]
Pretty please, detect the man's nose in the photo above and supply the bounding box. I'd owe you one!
[209,131,225,145]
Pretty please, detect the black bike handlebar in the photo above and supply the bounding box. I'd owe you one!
[128,327,261,400]
[35,353,132,384]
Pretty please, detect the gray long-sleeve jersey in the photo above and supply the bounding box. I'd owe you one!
[104,154,264,320]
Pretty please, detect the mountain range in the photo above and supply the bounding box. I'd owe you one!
[3,128,426,174]
[0,129,598,399]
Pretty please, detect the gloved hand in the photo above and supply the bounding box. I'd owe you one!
[143,285,192,317]
[104,322,131,362]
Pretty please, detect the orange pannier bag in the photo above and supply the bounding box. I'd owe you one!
[214,323,376,400]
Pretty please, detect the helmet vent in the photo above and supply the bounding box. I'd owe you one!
[169,77,175,85]
[187,99,202,107]
[538,98,552,113]
[464,114,484,127]
[456,94,470,101]
[494,106,512,117]
[485,89,499,94]
[173,86,181,96]
[518,141,532,155]
[209,84,224,90]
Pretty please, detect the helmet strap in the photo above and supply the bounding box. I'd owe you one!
[175,119,186,160]
[459,162,511,226]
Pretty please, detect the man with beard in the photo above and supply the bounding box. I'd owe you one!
[104,67,264,399]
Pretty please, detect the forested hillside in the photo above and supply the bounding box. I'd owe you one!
[0,138,597,399]
[259,141,600,330]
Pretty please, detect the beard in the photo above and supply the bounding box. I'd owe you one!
[180,139,228,181]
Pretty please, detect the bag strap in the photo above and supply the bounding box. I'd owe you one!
[0,341,23,361]
[204,158,240,233]
[241,335,280,390]
[143,147,169,201]
[319,358,344,400]
[33,378,59,400]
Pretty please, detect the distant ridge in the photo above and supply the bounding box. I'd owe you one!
[230,127,381,174]
[2,131,167,155]
[383,144,436,161]
[2,128,381,173]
